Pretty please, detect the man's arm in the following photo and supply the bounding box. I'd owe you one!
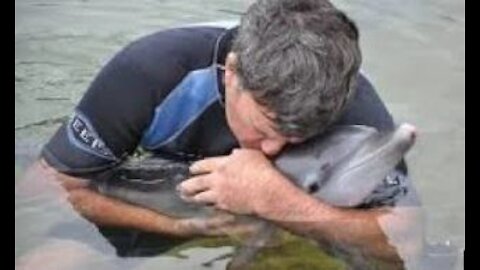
[179,149,425,265]
[253,177,424,264]
[33,158,255,238]
[34,158,190,236]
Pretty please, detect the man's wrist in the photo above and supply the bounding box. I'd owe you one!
[169,217,197,238]
[253,173,337,230]
[252,170,308,220]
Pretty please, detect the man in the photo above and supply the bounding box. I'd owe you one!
[32,0,423,266]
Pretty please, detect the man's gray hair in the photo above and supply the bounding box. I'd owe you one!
[232,0,362,139]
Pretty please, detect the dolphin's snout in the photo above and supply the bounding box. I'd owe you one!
[399,123,417,142]
[394,123,417,154]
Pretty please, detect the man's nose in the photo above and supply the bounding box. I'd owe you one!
[260,139,287,157]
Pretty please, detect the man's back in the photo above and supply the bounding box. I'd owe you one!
[42,26,398,178]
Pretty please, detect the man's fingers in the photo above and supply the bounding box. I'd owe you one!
[190,156,229,174]
[178,214,260,237]
[209,221,260,237]
[181,190,217,205]
[193,190,217,205]
[179,213,236,236]
[207,213,236,226]
[177,176,210,196]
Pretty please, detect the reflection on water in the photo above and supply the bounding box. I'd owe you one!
[16,0,464,269]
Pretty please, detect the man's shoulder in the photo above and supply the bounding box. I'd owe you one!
[335,73,395,132]
[118,26,228,66]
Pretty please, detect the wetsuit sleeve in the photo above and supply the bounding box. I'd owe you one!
[41,35,186,178]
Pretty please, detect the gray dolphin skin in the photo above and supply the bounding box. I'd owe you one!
[94,124,416,217]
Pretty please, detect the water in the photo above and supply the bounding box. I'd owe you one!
[334,0,465,257]
[15,0,465,269]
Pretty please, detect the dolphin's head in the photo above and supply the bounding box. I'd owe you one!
[274,124,417,207]
[274,125,379,192]
[316,123,417,207]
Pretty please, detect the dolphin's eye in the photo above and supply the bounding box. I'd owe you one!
[308,182,320,193]
[321,163,331,171]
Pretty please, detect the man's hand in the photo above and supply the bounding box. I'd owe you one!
[177,149,297,215]
[175,212,262,238]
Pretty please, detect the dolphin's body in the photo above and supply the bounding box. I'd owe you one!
[94,124,416,216]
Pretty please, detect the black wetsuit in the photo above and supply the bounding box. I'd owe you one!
[41,26,420,257]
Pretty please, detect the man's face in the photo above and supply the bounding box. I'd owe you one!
[223,53,302,157]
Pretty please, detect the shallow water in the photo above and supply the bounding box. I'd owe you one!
[16,0,464,269]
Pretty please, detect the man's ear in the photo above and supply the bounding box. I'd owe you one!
[225,52,238,71]
[224,52,239,88]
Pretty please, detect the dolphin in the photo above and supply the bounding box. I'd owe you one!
[90,123,417,269]
[93,123,416,216]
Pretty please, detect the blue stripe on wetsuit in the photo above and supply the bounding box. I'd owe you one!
[140,66,220,149]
